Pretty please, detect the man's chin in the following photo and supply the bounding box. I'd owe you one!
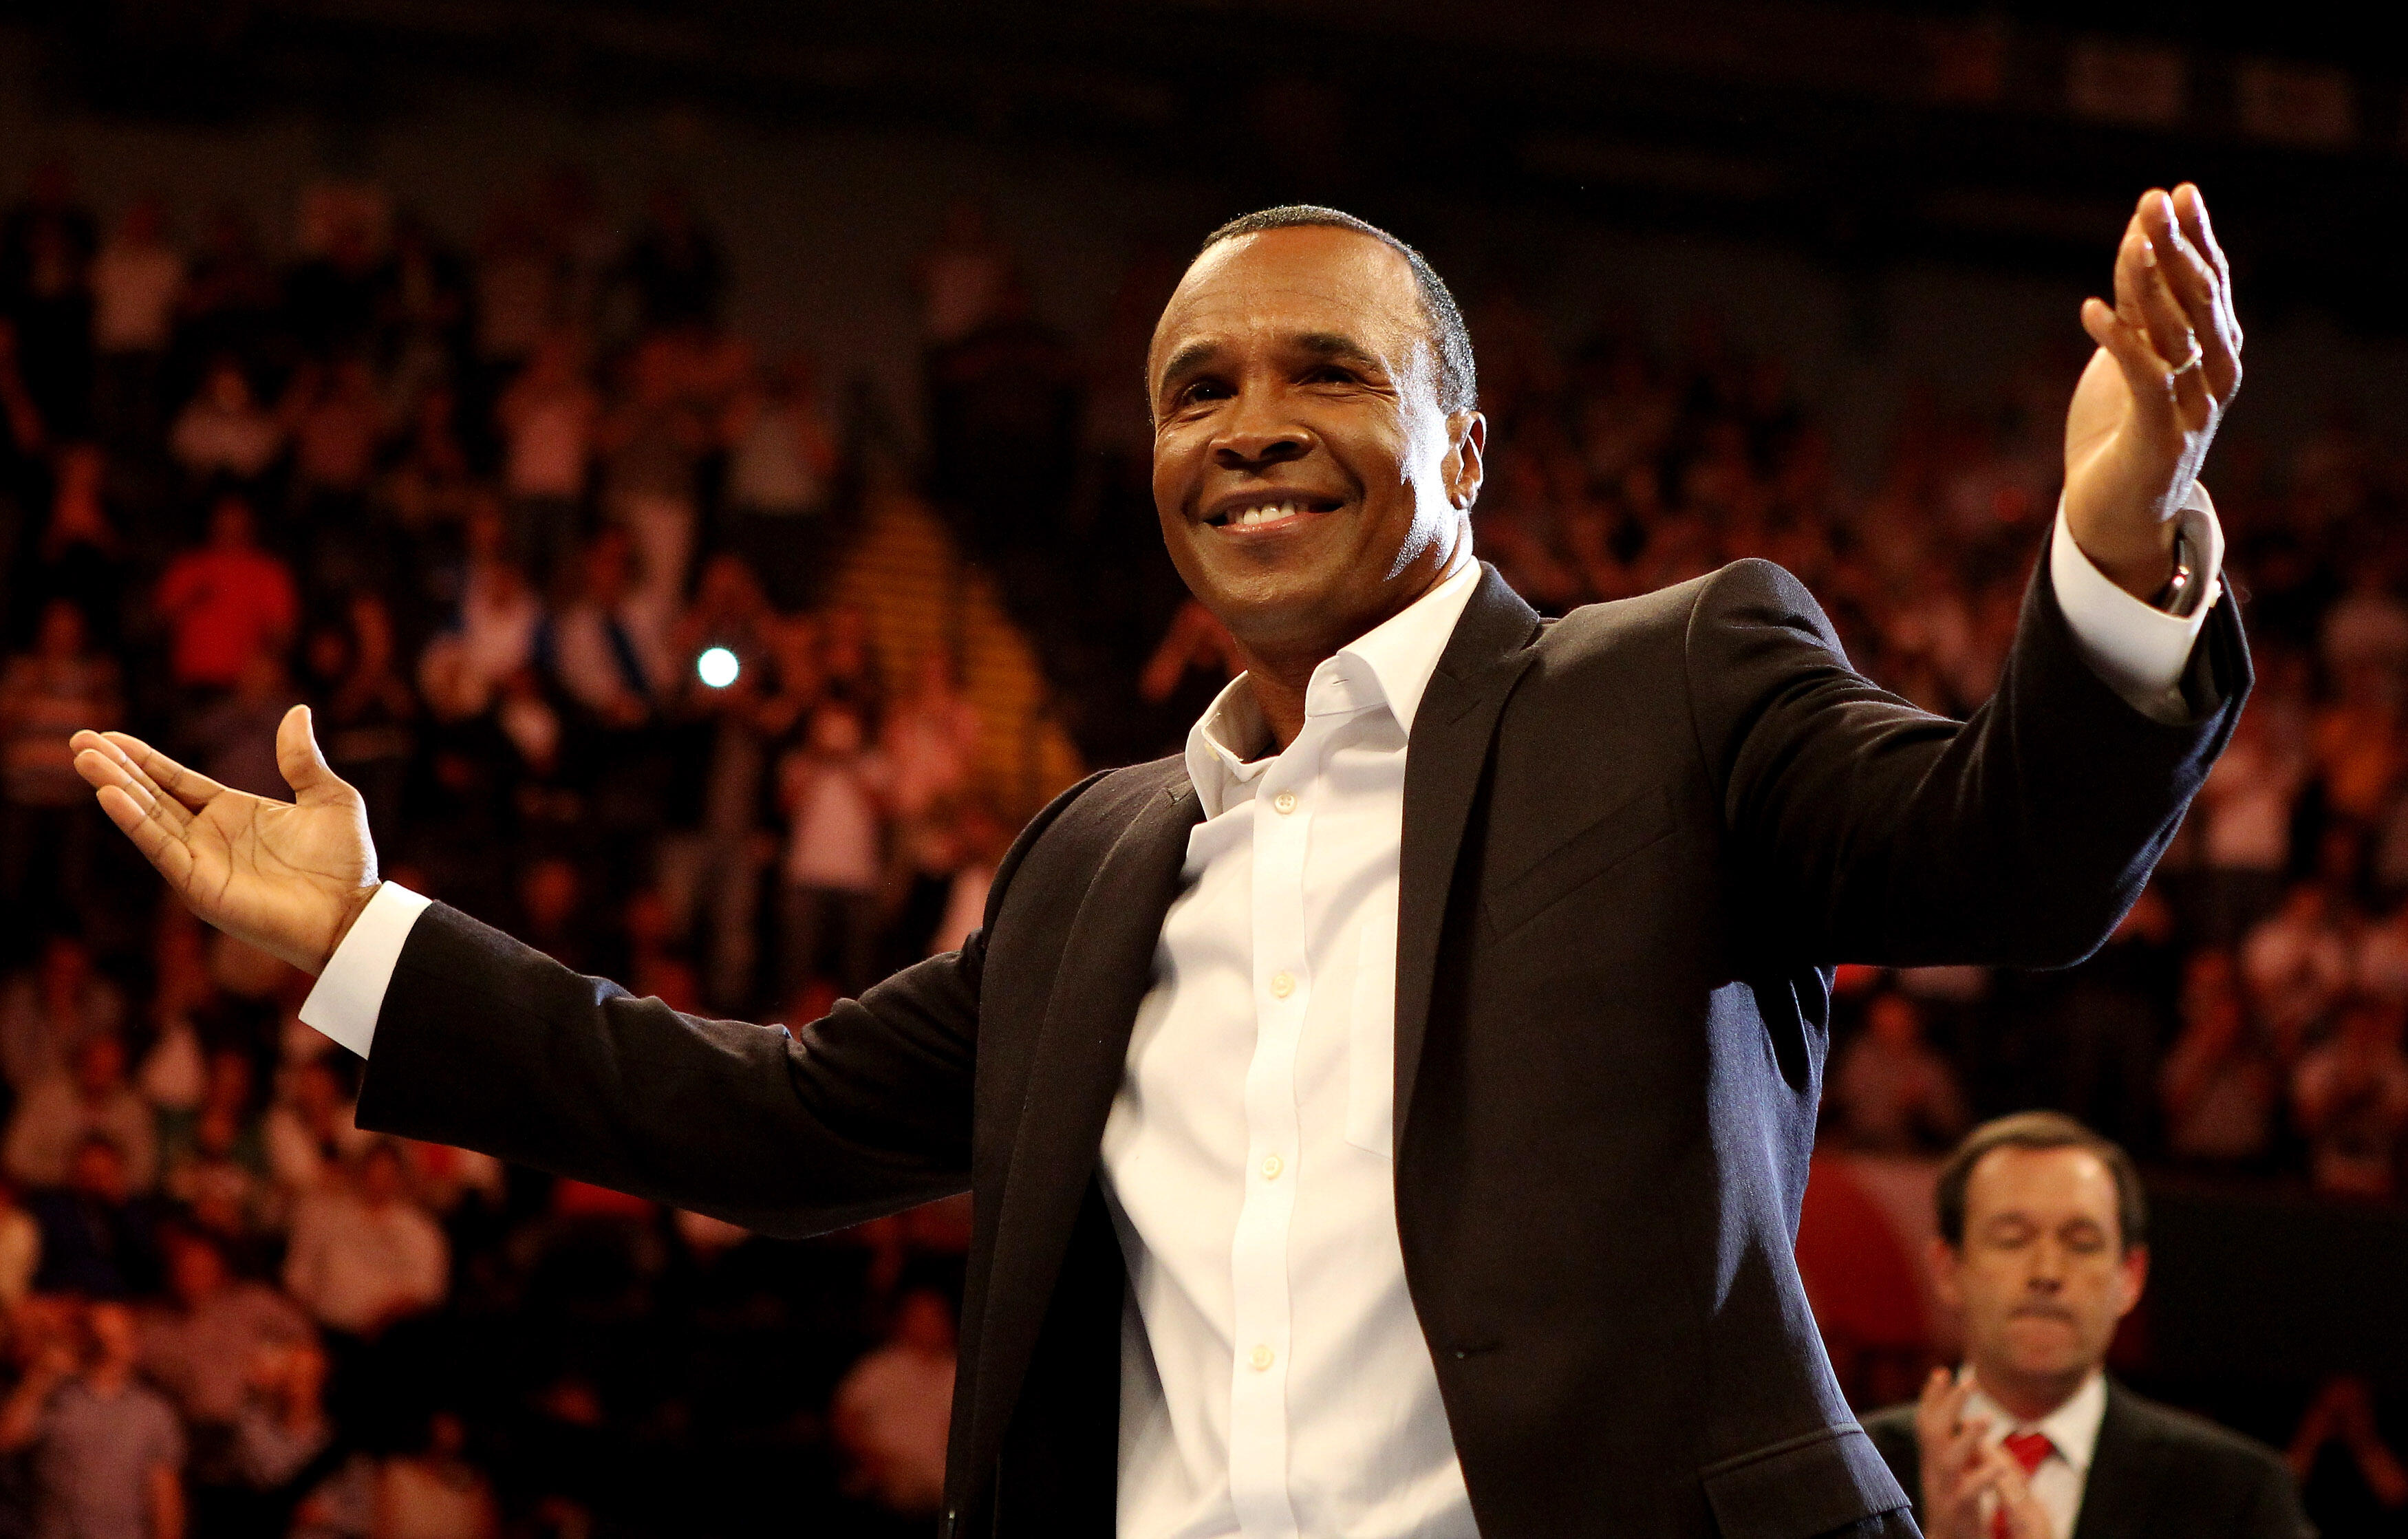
[1998,1324,2092,1382]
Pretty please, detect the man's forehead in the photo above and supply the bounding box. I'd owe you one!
[1970,1145,2118,1216]
[1150,226,1423,372]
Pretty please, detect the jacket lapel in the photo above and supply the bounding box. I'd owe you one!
[2069,1381,2147,1539]
[970,772,1201,1466]
[1394,564,1542,1145]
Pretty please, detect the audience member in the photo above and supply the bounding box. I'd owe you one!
[1,598,123,925]
[543,526,662,727]
[832,1288,957,1532]
[1862,1114,2310,1539]
[417,509,543,722]
[153,495,299,691]
[230,1335,336,1519]
[779,703,891,1000]
[1831,992,1972,1155]
[88,195,182,444]
[6,1034,156,1192]
[496,330,597,586]
[2241,883,2356,1060]
[136,1225,312,1498]
[721,352,841,607]
[0,932,125,1098]
[2160,950,2279,1168]
[168,358,283,489]
[281,1142,448,1339]
[2291,996,2408,1200]
[25,1134,162,1297]
[0,1299,186,1539]
[0,1172,37,1309]
[372,1409,498,1539]
[263,1056,367,1204]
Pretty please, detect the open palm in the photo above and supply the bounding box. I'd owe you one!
[70,706,380,975]
[2061,184,2242,596]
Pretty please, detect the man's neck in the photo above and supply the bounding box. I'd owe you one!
[1971,1362,2094,1425]
[1229,555,1474,751]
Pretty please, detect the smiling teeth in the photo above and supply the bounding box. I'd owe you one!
[1234,501,1300,527]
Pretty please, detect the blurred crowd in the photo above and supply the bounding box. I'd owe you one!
[0,160,1013,1538]
[0,149,2403,1536]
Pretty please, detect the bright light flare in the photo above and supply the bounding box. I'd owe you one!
[697,647,740,689]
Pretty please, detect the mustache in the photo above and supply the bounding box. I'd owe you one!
[2007,1302,2079,1323]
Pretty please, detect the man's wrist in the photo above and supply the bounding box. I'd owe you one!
[319,883,384,976]
[2066,518,2180,603]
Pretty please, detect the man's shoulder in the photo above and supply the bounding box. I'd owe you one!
[2108,1383,2294,1483]
[980,755,1188,915]
[1534,558,1835,671]
[1038,756,1188,840]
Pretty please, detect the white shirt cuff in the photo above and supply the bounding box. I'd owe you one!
[2048,483,2223,724]
[297,882,433,1059]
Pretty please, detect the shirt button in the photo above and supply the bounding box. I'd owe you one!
[1248,1344,1274,1371]
[1273,791,1298,815]
[1269,971,1295,998]
[1261,1154,1284,1181]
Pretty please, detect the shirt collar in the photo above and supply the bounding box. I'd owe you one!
[1183,561,1483,819]
[1959,1370,2107,1474]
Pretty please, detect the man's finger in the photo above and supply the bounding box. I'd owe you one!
[2173,183,2233,292]
[97,729,228,809]
[93,784,197,890]
[2143,192,2239,402]
[74,745,192,835]
[277,705,350,807]
[2174,184,2244,390]
[2081,299,2182,437]
[2114,218,2213,423]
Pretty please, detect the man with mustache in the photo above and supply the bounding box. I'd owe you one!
[72,184,2246,1539]
[1862,1113,2309,1539]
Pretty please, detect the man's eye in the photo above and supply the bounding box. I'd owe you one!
[1305,366,1356,385]
[1179,380,1230,405]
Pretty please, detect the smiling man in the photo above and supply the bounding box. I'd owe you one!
[1862,1114,2309,1539]
[73,194,2249,1539]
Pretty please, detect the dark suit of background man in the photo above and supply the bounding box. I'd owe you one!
[75,184,2253,1539]
[1862,1113,2312,1539]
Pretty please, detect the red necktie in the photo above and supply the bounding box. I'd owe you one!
[1991,1431,2055,1539]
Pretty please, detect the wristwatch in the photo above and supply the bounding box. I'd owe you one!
[2150,527,2200,616]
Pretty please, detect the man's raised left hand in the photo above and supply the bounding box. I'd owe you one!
[2063,183,2242,601]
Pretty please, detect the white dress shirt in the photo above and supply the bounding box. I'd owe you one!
[301,504,2217,1536]
[1960,1369,2108,1539]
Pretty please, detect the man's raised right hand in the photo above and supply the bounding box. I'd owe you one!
[71,704,381,976]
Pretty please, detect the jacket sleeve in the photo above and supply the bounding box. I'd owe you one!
[1684,548,2248,968]
[353,771,1105,1238]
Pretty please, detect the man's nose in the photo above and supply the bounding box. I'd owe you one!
[2028,1242,2068,1287]
[1210,400,1312,469]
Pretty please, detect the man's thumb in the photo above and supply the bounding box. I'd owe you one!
[277,704,341,803]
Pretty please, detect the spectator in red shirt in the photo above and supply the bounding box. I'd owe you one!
[154,495,298,689]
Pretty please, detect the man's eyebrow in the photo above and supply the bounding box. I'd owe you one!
[1156,340,1223,396]
[1151,330,1392,401]
[1293,332,1385,371]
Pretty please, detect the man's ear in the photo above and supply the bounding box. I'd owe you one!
[1445,410,1487,510]
[1927,1236,1964,1314]
[2112,1243,2149,1320]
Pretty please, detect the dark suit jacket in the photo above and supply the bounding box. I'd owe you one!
[354,554,2246,1538]
[1862,1379,2314,1539]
